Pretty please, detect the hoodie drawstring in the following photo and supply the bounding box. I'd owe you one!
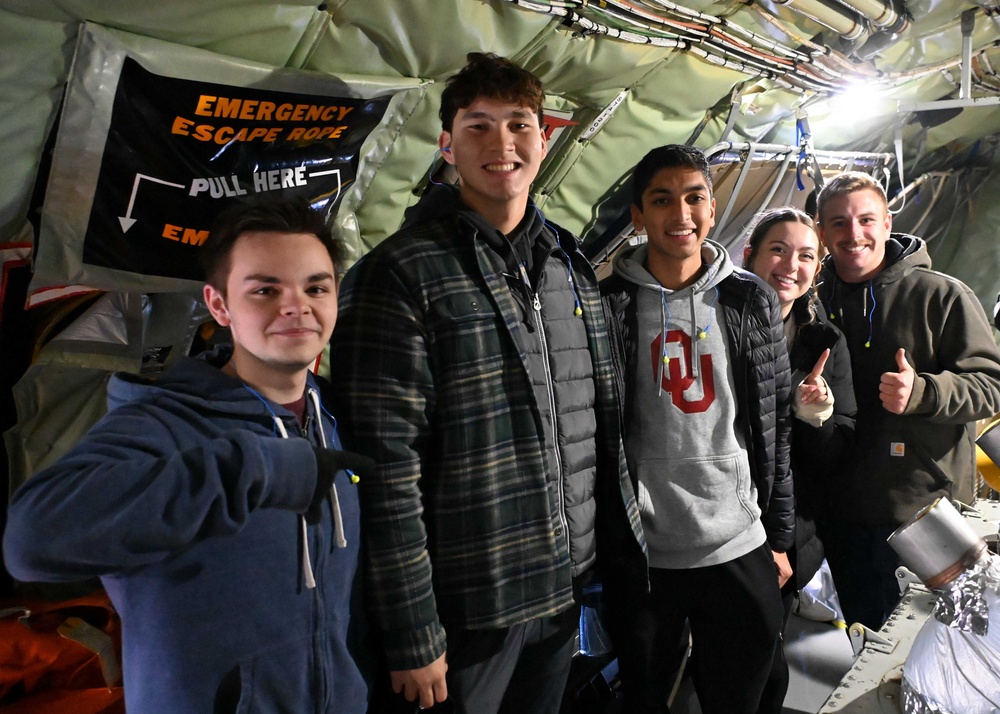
[657,278,719,396]
[269,416,317,590]
[507,210,585,320]
[267,411,319,590]
[658,291,671,397]
[828,278,876,348]
[864,281,876,348]
[690,291,700,379]
[563,253,584,317]
[658,280,720,389]
[308,390,348,551]
[688,285,719,378]
[242,384,345,591]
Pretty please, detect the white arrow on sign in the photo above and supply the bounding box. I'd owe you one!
[119,173,186,232]
[307,168,342,201]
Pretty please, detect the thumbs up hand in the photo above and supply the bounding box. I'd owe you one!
[880,347,915,414]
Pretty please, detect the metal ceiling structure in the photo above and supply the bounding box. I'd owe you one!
[3,0,1000,493]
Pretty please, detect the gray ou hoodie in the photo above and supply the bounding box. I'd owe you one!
[613,239,766,569]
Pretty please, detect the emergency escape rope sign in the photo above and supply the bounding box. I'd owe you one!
[30,22,416,299]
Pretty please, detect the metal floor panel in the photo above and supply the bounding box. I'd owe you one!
[667,612,856,714]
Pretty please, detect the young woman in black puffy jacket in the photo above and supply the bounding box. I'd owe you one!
[744,206,857,713]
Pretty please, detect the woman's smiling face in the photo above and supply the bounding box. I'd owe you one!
[749,220,821,317]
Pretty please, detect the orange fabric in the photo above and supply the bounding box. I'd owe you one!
[0,688,124,714]
[0,591,124,712]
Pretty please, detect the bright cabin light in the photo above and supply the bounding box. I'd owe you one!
[825,84,893,122]
[829,85,874,116]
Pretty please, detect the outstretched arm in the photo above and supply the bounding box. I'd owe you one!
[4,407,320,582]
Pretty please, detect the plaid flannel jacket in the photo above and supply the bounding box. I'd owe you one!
[329,203,645,670]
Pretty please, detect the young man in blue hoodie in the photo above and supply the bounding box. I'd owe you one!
[3,197,375,713]
[600,145,794,714]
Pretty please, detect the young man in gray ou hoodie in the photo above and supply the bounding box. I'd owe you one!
[600,145,794,714]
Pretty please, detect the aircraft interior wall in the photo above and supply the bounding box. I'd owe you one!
[2,2,1000,300]
[3,3,1000,711]
[2,0,1000,569]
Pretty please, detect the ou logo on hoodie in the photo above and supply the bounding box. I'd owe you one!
[650,330,715,414]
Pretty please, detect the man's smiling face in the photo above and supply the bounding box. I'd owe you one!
[632,166,716,284]
[819,188,891,283]
[438,96,547,226]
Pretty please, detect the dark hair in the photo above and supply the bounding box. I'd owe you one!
[439,53,545,133]
[743,207,816,269]
[816,171,888,225]
[200,195,345,291]
[632,144,713,208]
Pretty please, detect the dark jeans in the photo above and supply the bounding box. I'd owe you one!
[822,523,901,630]
[369,608,578,714]
[604,543,784,714]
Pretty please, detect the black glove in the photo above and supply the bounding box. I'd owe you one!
[306,447,376,524]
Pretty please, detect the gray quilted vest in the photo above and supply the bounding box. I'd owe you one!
[520,247,599,578]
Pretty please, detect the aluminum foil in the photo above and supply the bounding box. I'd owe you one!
[902,678,951,714]
[932,555,1000,635]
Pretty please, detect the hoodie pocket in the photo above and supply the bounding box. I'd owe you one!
[217,634,318,714]
[850,422,959,523]
[636,453,760,550]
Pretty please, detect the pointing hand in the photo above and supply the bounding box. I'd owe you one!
[798,348,831,405]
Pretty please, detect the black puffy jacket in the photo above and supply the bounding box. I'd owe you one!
[601,267,795,553]
[787,293,856,587]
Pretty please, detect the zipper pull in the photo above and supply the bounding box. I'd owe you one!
[533,294,541,311]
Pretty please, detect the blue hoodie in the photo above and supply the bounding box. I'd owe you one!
[3,347,371,713]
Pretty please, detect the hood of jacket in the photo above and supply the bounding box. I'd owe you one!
[818,233,928,355]
[107,344,282,419]
[402,184,510,248]
[402,184,574,265]
[611,239,734,371]
[821,233,928,289]
[402,183,465,229]
[611,238,734,296]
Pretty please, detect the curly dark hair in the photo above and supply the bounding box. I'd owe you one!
[439,53,545,132]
